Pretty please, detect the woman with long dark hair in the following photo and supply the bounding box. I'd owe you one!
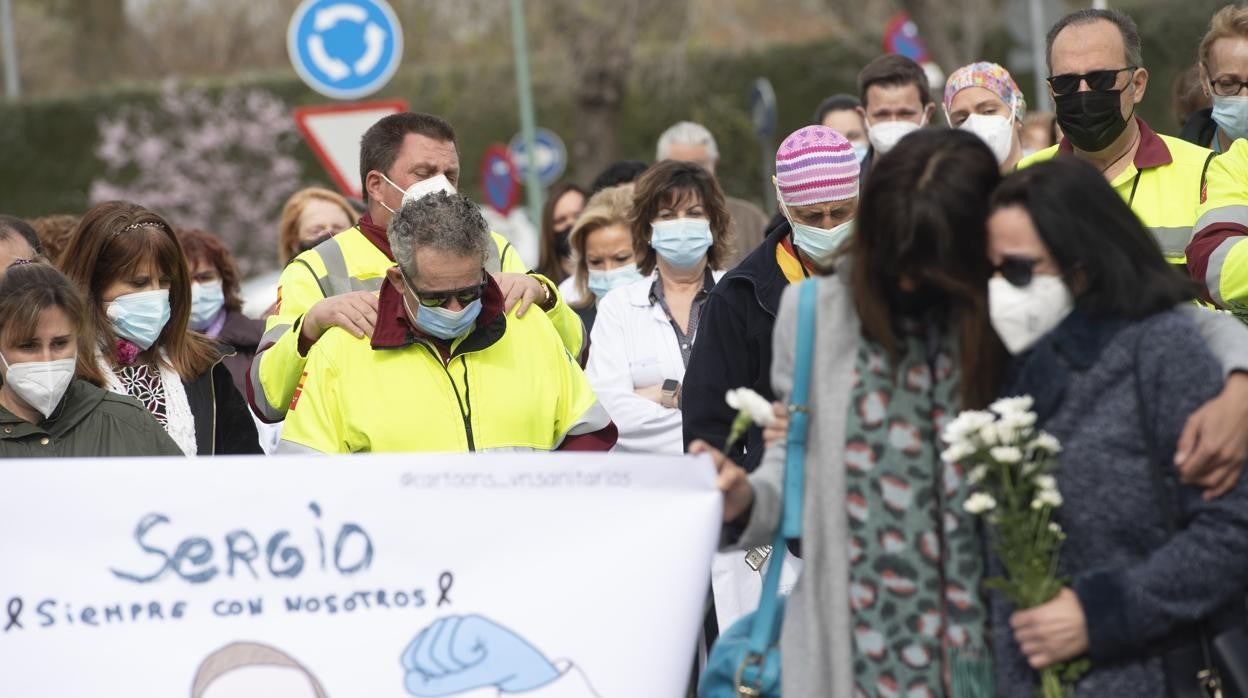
[0,262,180,457]
[59,202,262,456]
[536,182,586,285]
[986,158,1248,697]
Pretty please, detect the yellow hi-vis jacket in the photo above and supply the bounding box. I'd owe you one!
[248,216,584,422]
[277,280,610,453]
[1187,138,1248,309]
[1018,118,1214,266]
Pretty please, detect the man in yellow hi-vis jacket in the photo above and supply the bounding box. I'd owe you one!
[278,192,615,454]
[248,112,584,422]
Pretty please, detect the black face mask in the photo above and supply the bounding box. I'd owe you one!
[296,232,334,256]
[554,228,572,258]
[1054,90,1131,153]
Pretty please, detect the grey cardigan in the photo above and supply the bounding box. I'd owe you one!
[729,271,1248,698]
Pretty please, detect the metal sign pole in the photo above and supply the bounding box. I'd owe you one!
[0,0,20,100]
[509,0,544,222]
[1028,0,1050,112]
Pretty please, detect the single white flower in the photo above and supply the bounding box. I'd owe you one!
[964,492,998,515]
[967,464,989,484]
[999,411,1038,432]
[1033,475,1057,492]
[725,388,776,427]
[1029,432,1062,454]
[941,410,995,445]
[990,446,1022,464]
[1048,522,1063,534]
[1031,489,1063,510]
[977,422,1000,447]
[990,395,1035,417]
[940,442,976,464]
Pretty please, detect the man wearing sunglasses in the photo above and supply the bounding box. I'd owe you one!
[249,112,585,425]
[278,192,616,454]
[1018,9,1216,269]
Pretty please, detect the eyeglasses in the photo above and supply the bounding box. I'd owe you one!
[1206,68,1248,97]
[404,271,489,308]
[994,256,1041,288]
[1046,66,1136,96]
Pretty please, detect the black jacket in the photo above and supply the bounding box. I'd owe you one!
[185,349,263,455]
[216,309,263,399]
[682,219,796,471]
[1179,107,1217,149]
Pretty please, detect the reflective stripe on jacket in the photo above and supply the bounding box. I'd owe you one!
[1188,138,1248,309]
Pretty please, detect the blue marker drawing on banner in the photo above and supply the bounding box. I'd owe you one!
[401,615,601,697]
[287,0,403,100]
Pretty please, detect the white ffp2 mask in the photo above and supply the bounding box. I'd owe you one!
[988,275,1073,354]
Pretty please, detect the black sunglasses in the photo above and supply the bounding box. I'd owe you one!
[404,271,489,308]
[994,256,1041,288]
[1046,66,1136,96]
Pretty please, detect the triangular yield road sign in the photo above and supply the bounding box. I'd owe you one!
[293,100,408,199]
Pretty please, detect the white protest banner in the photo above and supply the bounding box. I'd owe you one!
[0,453,722,697]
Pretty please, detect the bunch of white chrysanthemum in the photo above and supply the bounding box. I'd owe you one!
[940,395,1085,697]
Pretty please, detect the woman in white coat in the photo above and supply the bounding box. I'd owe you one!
[585,160,731,453]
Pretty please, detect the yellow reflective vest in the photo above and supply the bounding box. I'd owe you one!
[278,281,609,453]
[1018,119,1214,266]
[1188,138,1248,309]
[248,217,584,421]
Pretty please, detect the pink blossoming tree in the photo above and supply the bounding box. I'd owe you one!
[90,81,304,277]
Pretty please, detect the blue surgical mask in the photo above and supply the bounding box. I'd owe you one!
[1212,95,1248,143]
[587,263,643,298]
[189,281,225,331]
[400,278,482,341]
[106,289,171,350]
[850,141,870,163]
[791,219,853,262]
[650,218,713,269]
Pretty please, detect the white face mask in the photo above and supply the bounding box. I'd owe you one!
[867,118,923,155]
[988,275,1074,354]
[0,352,76,420]
[960,114,1016,165]
[952,96,1018,165]
[380,173,457,213]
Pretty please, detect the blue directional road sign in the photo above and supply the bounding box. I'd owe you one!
[508,128,568,188]
[287,0,403,100]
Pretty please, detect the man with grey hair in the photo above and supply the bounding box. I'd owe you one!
[279,192,616,453]
[656,121,770,267]
[1018,8,1214,267]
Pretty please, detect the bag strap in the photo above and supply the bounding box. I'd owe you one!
[746,279,817,655]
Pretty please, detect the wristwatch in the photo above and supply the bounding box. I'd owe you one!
[530,273,557,312]
[661,379,681,409]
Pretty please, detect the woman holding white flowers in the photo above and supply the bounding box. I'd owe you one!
[695,131,1248,697]
[983,157,1248,697]
[584,160,729,454]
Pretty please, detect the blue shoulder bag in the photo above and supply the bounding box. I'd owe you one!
[699,278,817,698]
